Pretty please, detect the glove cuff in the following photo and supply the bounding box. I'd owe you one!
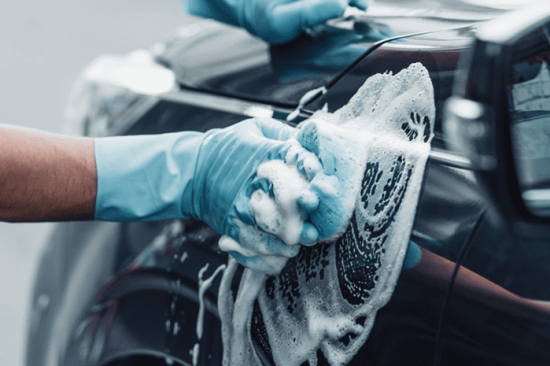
[94,132,204,221]
[184,0,241,28]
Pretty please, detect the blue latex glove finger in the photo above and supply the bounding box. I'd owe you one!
[300,222,319,245]
[254,117,297,141]
[402,241,423,270]
[298,190,319,213]
[285,142,323,180]
[249,143,327,246]
[250,177,319,215]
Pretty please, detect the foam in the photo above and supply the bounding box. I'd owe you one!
[251,125,369,244]
[219,220,298,274]
[219,62,435,366]
[295,120,372,241]
[218,258,266,366]
[250,156,310,246]
[193,263,226,366]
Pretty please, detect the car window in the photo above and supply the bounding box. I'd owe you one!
[509,25,550,192]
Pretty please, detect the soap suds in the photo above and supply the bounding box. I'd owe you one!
[218,257,267,366]
[219,221,297,274]
[193,263,226,366]
[220,62,435,366]
[191,344,199,366]
[251,124,369,244]
[251,156,310,246]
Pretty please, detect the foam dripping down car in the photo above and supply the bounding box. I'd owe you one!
[26,1,550,366]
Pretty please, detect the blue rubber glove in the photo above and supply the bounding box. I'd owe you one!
[94,118,321,270]
[403,241,422,270]
[183,0,370,44]
[294,118,368,240]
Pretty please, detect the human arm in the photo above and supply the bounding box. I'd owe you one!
[0,125,96,222]
[94,117,426,274]
[0,120,424,276]
[0,118,330,273]
[403,246,550,320]
[93,118,327,273]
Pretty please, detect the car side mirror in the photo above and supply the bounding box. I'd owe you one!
[443,2,550,237]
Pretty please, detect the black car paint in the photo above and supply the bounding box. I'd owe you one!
[26,6,550,366]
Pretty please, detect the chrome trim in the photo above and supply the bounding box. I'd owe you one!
[162,89,295,119]
[155,89,474,171]
[363,25,477,56]
[442,96,497,171]
[523,188,550,216]
[429,147,473,169]
[346,3,504,22]
[381,43,445,51]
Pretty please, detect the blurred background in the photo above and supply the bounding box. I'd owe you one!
[0,1,191,364]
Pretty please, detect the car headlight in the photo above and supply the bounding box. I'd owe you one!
[64,48,176,137]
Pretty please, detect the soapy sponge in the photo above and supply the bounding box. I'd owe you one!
[296,119,369,241]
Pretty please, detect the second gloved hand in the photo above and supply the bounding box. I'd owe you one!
[184,0,370,45]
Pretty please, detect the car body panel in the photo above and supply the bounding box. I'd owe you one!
[26,3,550,366]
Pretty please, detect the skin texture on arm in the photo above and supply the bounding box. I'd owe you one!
[0,125,96,222]
[403,246,550,321]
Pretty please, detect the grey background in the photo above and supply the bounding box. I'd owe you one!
[0,1,191,364]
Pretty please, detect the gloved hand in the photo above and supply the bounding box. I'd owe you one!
[183,0,370,45]
[294,118,368,240]
[94,118,322,273]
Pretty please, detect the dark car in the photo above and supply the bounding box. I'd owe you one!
[25,1,550,365]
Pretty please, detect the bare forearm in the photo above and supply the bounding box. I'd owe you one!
[0,125,96,222]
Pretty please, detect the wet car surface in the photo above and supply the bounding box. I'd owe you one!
[26,1,550,365]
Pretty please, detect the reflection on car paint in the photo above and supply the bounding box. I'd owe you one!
[134,220,185,267]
